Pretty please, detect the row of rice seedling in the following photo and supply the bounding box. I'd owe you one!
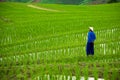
[1,18,119,46]
[1,60,120,79]
[2,43,119,59]
[1,61,120,80]
[1,42,120,68]
[0,38,120,69]
[1,27,119,57]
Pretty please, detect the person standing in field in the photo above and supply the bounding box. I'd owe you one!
[86,27,96,56]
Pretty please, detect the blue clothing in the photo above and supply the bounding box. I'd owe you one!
[86,31,96,55]
[87,31,96,43]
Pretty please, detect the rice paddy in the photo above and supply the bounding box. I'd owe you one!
[0,2,120,80]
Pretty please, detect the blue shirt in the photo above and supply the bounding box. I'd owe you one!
[87,31,96,43]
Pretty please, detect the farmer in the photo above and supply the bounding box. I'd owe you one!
[86,27,96,56]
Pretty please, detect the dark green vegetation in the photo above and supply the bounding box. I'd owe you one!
[0,2,120,80]
[40,0,120,4]
[1,0,120,4]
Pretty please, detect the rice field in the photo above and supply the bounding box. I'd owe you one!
[0,2,120,80]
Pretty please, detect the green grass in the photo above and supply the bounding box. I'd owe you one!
[0,2,120,80]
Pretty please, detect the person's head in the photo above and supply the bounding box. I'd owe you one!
[89,27,93,31]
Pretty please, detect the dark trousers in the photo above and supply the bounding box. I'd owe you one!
[86,42,94,56]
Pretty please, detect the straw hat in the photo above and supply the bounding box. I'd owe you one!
[89,27,93,31]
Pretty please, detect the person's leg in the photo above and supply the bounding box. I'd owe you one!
[90,42,94,55]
